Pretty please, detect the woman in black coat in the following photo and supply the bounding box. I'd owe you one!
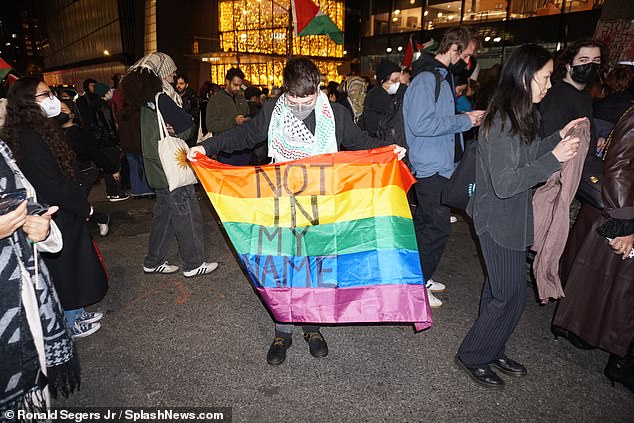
[1,77,108,338]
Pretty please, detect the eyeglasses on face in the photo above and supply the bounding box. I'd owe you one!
[35,91,55,100]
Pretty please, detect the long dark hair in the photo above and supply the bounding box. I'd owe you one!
[120,68,163,121]
[0,76,77,178]
[552,39,606,81]
[482,44,553,145]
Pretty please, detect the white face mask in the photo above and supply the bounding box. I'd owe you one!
[386,81,400,95]
[104,90,114,101]
[39,96,61,118]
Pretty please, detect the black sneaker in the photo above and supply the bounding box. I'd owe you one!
[267,337,292,365]
[304,331,328,358]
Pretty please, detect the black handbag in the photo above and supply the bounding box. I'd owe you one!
[441,139,477,210]
[575,109,627,210]
[577,154,605,210]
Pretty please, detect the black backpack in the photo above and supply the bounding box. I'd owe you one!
[376,61,443,164]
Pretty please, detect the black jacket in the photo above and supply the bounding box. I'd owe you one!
[63,124,118,173]
[540,80,597,152]
[201,98,389,158]
[593,91,634,124]
[18,125,108,309]
[362,85,392,137]
[467,113,562,251]
[94,99,118,146]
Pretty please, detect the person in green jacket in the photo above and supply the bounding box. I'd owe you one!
[205,67,252,165]
[123,52,218,278]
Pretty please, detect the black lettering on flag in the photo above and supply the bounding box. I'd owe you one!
[316,256,336,288]
[283,164,308,195]
[282,256,310,288]
[255,166,282,197]
[289,226,309,255]
[258,226,283,255]
[241,254,262,288]
[310,163,334,195]
[289,195,319,227]
[262,255,282,287]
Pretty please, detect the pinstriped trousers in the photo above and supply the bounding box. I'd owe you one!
[458,232,528,368]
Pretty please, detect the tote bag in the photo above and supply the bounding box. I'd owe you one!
[155,93,198,191]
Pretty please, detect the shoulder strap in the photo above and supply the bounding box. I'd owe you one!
[154,92,169,139]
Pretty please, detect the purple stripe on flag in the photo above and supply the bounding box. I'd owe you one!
[258,284,433,331]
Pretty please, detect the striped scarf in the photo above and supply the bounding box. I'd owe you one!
[128,52,182,107]
[0,141,79,417]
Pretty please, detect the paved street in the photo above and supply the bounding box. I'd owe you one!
[58,183,634,423]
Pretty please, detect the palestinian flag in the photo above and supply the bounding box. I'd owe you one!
[291,0,344,45]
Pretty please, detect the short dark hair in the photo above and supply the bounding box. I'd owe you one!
[553,39,606,80]
[437,26,477,55]
[226,68,245,82]
[605,65,634,94]
[283,58,320,97]
[244,86,261,100]
[176,74,189,84]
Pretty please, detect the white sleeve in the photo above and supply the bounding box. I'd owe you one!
[36,220,62,253]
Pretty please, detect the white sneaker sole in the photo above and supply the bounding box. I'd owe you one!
[143,266,179,274]
[183,262,219,278]
[72,322,101,338]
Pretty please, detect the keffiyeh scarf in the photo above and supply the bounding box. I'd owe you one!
[344,76,366,123]
[0,141,79,417]
[129,52,182,107]
[268,92,338,163]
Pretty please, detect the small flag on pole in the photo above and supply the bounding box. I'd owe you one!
[291,0,344,45]
[402,35,415,69]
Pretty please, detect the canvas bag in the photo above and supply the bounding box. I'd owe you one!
[155,92,198,191]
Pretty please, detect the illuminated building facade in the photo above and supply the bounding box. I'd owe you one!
[360,0,606,77]
[201,0,346,87]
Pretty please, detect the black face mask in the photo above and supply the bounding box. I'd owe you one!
[449,59,468,75]
[570,62,600,84]
[54,112,70,125]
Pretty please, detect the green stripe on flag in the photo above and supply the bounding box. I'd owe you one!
[298,14,343,44]
[224,216,417,257]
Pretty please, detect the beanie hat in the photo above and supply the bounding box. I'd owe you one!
[94,83,111,98]
[376,59,401,83]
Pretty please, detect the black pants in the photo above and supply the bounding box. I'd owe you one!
[458,232,528,367]
[412,174,451,282]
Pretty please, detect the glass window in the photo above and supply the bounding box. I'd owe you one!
[462,0,508,24]
[424,1,462,30]
[510,0,558,19]
[391,7,423,33]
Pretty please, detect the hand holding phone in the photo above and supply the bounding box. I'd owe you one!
[23,206,58,243]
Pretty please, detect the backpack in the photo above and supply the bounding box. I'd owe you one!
[376,61,443,164]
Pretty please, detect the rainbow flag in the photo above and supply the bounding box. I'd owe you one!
[191,146,432,331]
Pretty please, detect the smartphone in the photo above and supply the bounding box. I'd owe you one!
[27,199,50,216]
[0,188,27,215]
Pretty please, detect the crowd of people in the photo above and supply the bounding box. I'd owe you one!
[1,24,633,416]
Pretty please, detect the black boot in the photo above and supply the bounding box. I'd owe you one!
[604,340,634,393]
[551,325,595,350]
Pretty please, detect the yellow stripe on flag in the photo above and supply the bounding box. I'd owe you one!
[206,185,412,227]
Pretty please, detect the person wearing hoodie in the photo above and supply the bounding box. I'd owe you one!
[363,59,402,137]
[76,78,98,134]
[403,26,485,308]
